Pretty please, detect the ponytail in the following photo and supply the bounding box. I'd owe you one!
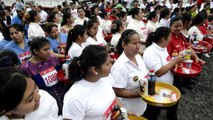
[146,32,156,47]
[146,27,170,47]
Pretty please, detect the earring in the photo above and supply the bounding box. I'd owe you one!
[95,72,98,75]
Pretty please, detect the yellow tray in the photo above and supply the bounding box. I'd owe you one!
[128,115,147,120]
[139,82,181,107]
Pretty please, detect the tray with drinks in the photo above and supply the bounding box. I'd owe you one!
[171,61,202,78]
[191,41,212,53]
[139,82,181,107]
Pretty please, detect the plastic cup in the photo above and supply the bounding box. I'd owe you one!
[184,60,193,69]
[193,41,199,47]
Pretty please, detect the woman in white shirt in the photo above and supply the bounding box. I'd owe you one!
[65,25,88,61]
[159,8,170,28]
[25,9,45,41]
[82,18,107,48]
[188,12,210,57]
[110,20,124,47]
[127,8,148,45]
[63,45,119,120]
[0,67,60,120]
[111,29,148,116]
[74,7,89,26]
[146,11,160,33]
[143,27,184,120]
[181,13,192,39]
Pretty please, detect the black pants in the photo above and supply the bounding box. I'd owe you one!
[143,102,178,120]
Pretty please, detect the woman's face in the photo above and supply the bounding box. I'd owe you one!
[49,26,59,39]
[78,9,85,18]
[135,10,143,20]
[54,13,61,24]
[79,31,88,43]
[121,14,127,22]
[171,20,183,35]
[34,44,51,60]
[35,12,41,22]
[96,55,112,77]
[88,23,99,37]
[9,27,24,43]
[152,15,159,23]
[12,78,40,115]
[94,7,99,15]
[123,33,141,56]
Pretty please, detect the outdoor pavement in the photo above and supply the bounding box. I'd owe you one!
[159,53,213,120]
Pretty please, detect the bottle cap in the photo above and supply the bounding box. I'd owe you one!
[149,69,154,72]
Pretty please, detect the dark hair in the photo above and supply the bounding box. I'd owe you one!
[116,29,138,55]
[25,9,38,22]
[77,7,85,12]
[0,67,29,116]
[65,25,86,56]
[47,11,58,22]
[129,8,140,18]
[29,37,50,55]
[62,7,71,15]
[2,26,11,41]
[84,18,99,33]
[61,12,72,26]
[45,22,58,34]
[146,27,170,47]
[111,20,123,34]
[91,5,99,15]
[99,11,107,19]
[170,7,180,18]
[159,8,170,21]
[191,12,207,26]
[68,45,108,82]
[170,16,182,27]
[208,15,213,22]
[117,11,127,19]
[181,13,191,25]
[8,24,24,33]
[147,11,157,20]
[0,50,18,67]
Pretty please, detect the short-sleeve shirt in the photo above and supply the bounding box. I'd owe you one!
[4,38,30,63]
[143,43,174,84]
[63,76,116,120]
[167,33,189,56]
[47,33,68,53]
[111,52,147,116]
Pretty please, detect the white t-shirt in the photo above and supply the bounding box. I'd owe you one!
[111,52,147,116]
[143,43,174,85]
[100,19,112,34]
[74,17,89,26]
[68,42,83,60]
[110,33,121,47]
[146,20,160,33]
[127,19,148,42]
[188,26,204,41]
[63,75,116,120]
[82,33,107,48]
[28,23,45,41]
[71,9,78,19]
[159,18,170,28]
[0,90,61,120]
[39,10,48,23]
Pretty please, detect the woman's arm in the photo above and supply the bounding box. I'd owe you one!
[155,55,184,77]
[113,88,140,98]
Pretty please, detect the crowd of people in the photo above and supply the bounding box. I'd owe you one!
[0,0,212,119]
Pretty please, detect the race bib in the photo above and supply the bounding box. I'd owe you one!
[103,99,116,120]
[18,51,31,64]
[40,67,58,87]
